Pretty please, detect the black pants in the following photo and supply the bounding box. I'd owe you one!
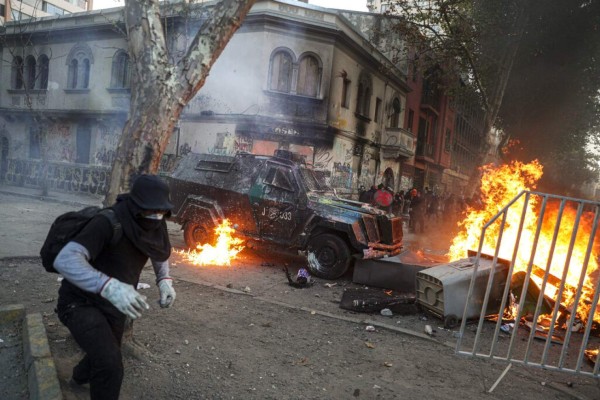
[57,283,126,400]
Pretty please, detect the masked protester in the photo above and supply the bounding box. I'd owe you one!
[54,174,175,400]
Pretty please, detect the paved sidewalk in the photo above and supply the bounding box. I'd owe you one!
[0,183,102,208]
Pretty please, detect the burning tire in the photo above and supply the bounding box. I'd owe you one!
[306,233,352,280]
[183,221,213,249]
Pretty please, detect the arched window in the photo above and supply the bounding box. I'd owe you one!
[296,54,321,97]
[68,59,78,89]
[25,56,36,90]
[38,55,49,90]
[390,97,402,128]
[110,50,131,88]
[82,59,90,89]
[355,72,372,117]
[11,56,24,90]
[269,49,293,93]
[66,44,94,90]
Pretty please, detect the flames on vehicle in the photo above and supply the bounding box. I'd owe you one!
[176,219,245,266]
[448,160,600,326]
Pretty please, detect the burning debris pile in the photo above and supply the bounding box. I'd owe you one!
[176,219,244,266]
[444,160,600,372]
[448,160,600,326]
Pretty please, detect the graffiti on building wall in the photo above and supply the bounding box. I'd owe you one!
[313,145,333,169]
[94,124,121,166]
[4,158,110,195]
[234,135,253,153]
[330,162,353,190]
[46,123,75,163]
[208,131,237,156]
[179,142,192,157]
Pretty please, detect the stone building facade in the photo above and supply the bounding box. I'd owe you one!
[0,0,411,197]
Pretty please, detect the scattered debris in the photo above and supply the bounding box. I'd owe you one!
[380,308,393,317]
[500,323,515,334]
[310,311,316,315]
[488,363,512,393]
[365,325,375,332]
[226,283,233,288]
[339,287,417,314]
[184,340,189,345]
[424,325,433,336]
[57,276,64,282]
[383,362,393,367]
[353,388,360,397]
[324,283,337,288]
[175,350,181,354]
[243,286,251,293]
[584,348,598,365]
[0,338,3,343]
[283,266,314,288]
[261,262,276,267]
[365,342,375,349]
[137,283,151,290]
[41,298,54,303]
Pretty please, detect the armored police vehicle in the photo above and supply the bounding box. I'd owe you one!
[168,150,403,279]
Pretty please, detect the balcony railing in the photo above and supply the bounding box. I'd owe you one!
[381,127,415,159]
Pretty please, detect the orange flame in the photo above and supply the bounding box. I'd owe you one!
[177,219,244,266]
[448,160,599,322]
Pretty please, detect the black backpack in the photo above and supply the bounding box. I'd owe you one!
[40,206,122,273]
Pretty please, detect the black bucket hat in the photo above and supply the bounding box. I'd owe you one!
[130,174,174,210]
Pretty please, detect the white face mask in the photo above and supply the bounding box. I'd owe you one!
[144,213,164,220]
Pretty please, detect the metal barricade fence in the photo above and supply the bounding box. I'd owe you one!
[455,190,600,377]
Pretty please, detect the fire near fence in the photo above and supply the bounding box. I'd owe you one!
[456,190,600,377]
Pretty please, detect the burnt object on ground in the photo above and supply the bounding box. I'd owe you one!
[339,287,417,315]
[284,266,314,288]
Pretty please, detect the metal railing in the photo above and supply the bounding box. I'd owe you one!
[455,190,600,377]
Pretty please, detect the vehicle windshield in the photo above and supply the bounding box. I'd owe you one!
[299,167,331,192]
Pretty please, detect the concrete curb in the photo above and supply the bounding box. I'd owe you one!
[0,189,100,209]
[0,304,62,400]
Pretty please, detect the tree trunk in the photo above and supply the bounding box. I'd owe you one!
[104,0,257,206]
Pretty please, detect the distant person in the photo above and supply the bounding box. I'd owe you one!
[54,175,176,400]
[409,189,426,233]
[360,184,377,204]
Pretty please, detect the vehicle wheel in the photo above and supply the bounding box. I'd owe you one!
[183,221,212,249]
[306,233,352,280]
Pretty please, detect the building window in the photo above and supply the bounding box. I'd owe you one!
[68,59,78,88]
[110,50,131,89]
[407,109,414,132]
[11,56,24,89]
[268,49,322,98]
[445,129,452,152]
[296,55,320,97]
[38,55,49,90]
[66,44,94,90]
[76,123,91,164]
[389,97,401,128]
[341,76,351,109]
[355,72,372,118]
[25,56,36,90]
[29,125,41,159]
[374,98,382,123]
[42,1,67,16]
[269,49,293,93]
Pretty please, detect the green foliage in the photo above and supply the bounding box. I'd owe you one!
[387,0,600,192]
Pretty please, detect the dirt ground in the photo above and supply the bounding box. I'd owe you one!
[1,193,600,399]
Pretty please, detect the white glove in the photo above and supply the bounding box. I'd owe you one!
[100,278,149,319]
[158,278,176,308]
